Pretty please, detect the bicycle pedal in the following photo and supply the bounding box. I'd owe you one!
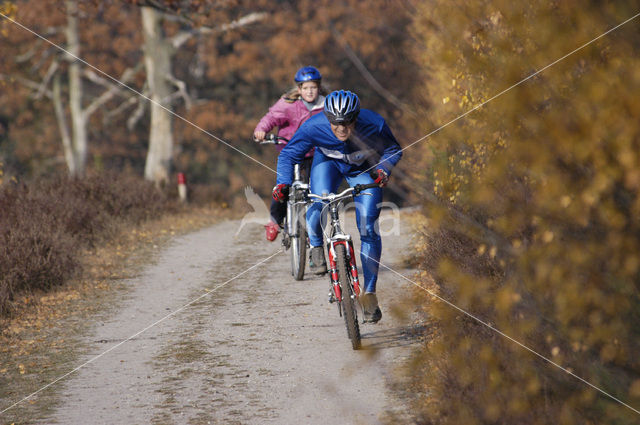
[328,293,337,304]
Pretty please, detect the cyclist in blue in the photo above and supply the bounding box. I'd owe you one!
[272,90,402,323]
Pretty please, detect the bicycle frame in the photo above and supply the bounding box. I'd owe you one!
[325,200,361,306]
[308,185,376,306]
[258,134,308,280]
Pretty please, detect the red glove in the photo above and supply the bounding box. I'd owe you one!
[272,183,290,202]
[370,169,389,187]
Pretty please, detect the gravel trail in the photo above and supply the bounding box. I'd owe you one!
[42,210,420,424]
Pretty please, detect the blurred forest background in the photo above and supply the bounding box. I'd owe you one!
[0,0,418,206]
[2,0,640,424]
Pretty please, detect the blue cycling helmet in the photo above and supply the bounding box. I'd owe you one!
[294,66,322,83]
[324,90,360,124]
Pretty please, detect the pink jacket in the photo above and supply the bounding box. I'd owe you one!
[255,95,325,154]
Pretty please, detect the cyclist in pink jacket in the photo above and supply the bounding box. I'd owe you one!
[254,66,327,241]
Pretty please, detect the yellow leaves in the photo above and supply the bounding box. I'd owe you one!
[489,11,503,26]
[617,148,635,169]
[506,397,529,415]
[408,2,640,422]
[599,343,617,362]
[433,178,441,195]
[0,1,16,37]
[442,96,450,104]
[571,340,584,353]
[484,402,501,422]
[629,380,640,398]
[623,255,639,274]
[7,324,24,334]
[495,286,520,314]
[624,168,640,190]
[525,376,540,395]
[476,243,498,258]
[18,363,25,375]
[40,290,79,305]
[0,2,15,15]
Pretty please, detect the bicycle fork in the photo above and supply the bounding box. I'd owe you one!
[327,239,361,305]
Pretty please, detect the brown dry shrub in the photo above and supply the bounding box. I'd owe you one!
[0,171,172,315]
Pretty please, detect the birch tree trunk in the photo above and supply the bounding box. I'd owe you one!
[52,72,75,174]
[65,0,87,177]
[141,6,173,185]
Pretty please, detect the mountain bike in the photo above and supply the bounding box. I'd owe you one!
[308,182,379,350]
[259,135,309,280]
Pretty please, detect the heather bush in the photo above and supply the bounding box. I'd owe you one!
[0,171,171,315]
[0,205,77,307]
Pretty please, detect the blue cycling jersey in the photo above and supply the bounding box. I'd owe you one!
[275,109,402,293]
[276,109,402,185]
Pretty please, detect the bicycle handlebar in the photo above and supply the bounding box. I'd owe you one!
[307,182,380,203]
[256,134,289,145]
[354,182,382,193]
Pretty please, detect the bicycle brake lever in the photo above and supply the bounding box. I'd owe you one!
[353,184,375,195]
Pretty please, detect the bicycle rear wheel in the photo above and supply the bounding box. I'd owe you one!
[290,203,307,280]
[335,243,361,350]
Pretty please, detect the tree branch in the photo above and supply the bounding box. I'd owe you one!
[208,11,268,34]
[34,60,59,100]
[83,65,142,118]
[127,83,149,130]
[15,39,43,63]
[103,93,138,125]
[0,73,52,98]
[83,83,119,118]
[31,45,58,73]
[165,73,191,109]
[170,11,267,49]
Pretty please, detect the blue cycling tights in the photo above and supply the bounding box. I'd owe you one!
[307,154,382,293]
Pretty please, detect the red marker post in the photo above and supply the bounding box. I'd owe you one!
[177,172,187,203]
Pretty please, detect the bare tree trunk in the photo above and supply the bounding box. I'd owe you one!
[65,0,87,177]
[141,6,173,185]
[53,72,76,175]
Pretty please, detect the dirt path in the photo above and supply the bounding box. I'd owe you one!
[29,210,419,424]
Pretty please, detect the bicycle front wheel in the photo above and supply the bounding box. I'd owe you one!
[335,243,361,350]
[290,203,307,281]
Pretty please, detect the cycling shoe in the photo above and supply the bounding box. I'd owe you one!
[360,292,382,323]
